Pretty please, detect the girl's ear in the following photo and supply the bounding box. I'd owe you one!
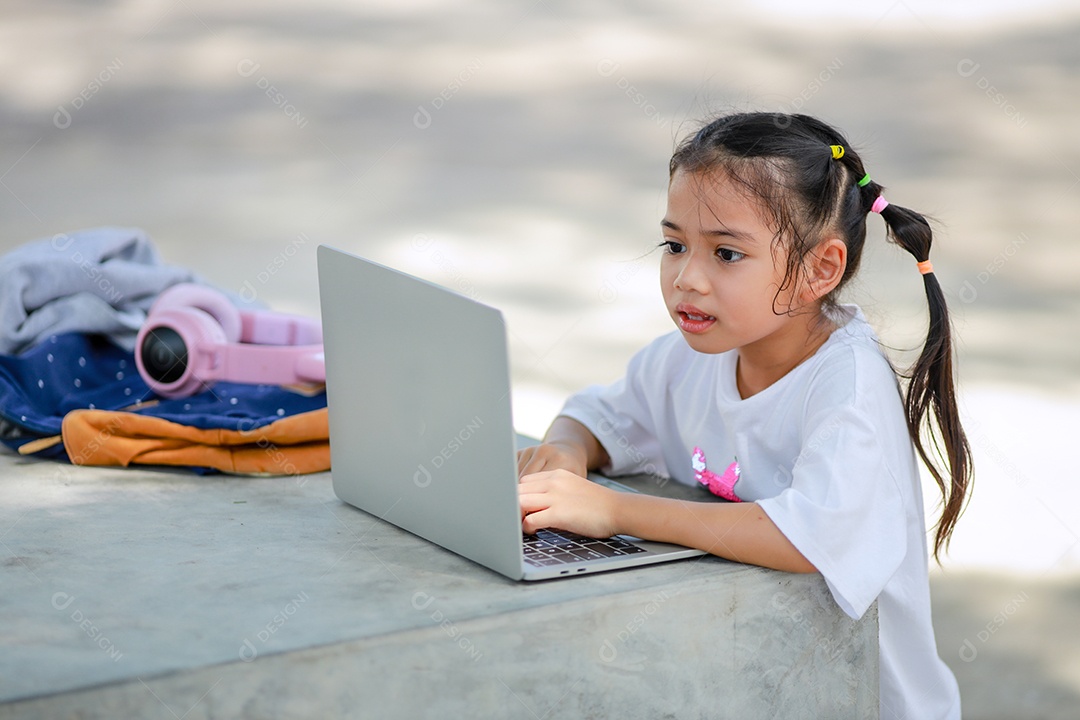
[800,237,847,304]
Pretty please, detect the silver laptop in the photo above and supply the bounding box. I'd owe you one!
[317,245,705,581]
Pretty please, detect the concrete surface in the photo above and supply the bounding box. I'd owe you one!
[0,2,1078,718]
[0,453,878,719]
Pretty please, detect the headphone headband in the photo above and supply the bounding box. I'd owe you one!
[240,309,322,346]
[136,284,326,398]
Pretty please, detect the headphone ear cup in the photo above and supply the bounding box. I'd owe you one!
[136,307,229,398]
[148,283,243,343]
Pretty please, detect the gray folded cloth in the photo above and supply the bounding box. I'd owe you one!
[0,227,199,355]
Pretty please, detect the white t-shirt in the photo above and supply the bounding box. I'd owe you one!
[560,305,960,720]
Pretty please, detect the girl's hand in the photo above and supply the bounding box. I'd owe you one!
[519,470,619,538]
[516,441,588,479]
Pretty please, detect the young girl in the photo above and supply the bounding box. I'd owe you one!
[518,112,972,719]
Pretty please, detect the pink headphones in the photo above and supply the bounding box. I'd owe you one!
[135,283,325,399]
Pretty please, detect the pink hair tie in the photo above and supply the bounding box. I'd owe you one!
[871,195,889,214]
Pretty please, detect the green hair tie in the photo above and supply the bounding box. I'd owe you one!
[857,173,872,187]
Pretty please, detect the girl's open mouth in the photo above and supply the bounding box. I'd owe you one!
[675,304,716,334]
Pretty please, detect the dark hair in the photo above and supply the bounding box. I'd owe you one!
[670,112,972,561]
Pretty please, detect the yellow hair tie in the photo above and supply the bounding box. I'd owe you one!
[830,145,845,160]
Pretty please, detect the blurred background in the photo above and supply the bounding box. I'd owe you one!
[1,1,1077,716]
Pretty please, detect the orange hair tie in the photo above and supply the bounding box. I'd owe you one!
[917,260,934,275]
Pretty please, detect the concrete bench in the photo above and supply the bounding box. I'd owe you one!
[0,452,878,718]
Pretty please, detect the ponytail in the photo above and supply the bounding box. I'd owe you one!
[875,199,973,561]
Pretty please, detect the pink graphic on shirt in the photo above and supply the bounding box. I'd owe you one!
[692,446,742,502]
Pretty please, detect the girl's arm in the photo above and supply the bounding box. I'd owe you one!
[516,416,610,478]
[518,470,817,574]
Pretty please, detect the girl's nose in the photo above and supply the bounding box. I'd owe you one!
[673,254,710,294]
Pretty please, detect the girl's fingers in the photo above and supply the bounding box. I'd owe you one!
[519,490,551,531]
[520,457,546,478]
[515,447,535,475]
[517,444,584,479]
[521,508,553,534]
[517,449,554,478]
[518,492,549,515]
[519,478,557,528]
[518,470,553,487]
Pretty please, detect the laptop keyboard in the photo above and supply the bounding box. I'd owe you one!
[523,529,647,567]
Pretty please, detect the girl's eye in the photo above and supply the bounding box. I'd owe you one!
[716,247,745,263]
[660,240,686,255]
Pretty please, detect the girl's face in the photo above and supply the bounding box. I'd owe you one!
[660,169,802,356]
